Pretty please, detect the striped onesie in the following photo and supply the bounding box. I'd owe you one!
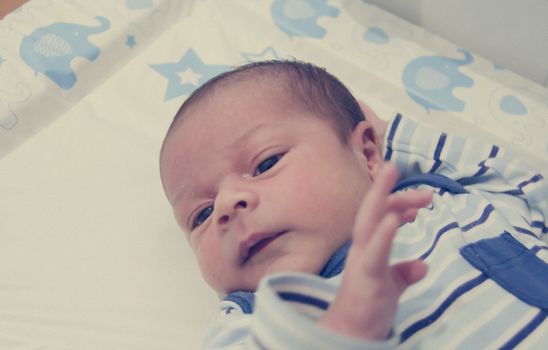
[204,114,548,349]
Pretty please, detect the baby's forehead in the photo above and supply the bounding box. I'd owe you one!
[215,73,293,102]
[183,81,298,124]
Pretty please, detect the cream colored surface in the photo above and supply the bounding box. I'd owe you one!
[0,41,218,349]
[1,0,547,349]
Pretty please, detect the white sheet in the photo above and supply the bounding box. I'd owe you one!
[1,0,547,348]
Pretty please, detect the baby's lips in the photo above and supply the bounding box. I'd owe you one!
[238,231,287,264]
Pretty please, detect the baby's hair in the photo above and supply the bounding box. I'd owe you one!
[162,60,366,150]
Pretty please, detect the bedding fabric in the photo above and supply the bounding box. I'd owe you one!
[1,0,547,349]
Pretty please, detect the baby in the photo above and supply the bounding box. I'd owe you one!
[160,60,548,349]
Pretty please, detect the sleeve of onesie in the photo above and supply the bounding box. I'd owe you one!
[202,273,397,350]
[201,297,251,349]
[384,113,548,241]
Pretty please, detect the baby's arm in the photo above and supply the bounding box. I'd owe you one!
[359,103,547,241]
[202,300,251,349]
[385,114,548,241]
[318,163,432,340]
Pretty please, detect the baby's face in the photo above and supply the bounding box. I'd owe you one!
[161,82,375,294]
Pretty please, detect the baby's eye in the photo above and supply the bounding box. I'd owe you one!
[254,154,282,176]
[192,205,213,229]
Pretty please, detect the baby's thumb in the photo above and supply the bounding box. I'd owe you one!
[392,260,428,292]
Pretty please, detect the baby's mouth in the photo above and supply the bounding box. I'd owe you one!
[240,231,287,265]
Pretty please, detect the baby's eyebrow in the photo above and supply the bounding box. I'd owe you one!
[228,123,270,150]
[172,186,201,209]
[172,191,200,230]
[171,189,187,207]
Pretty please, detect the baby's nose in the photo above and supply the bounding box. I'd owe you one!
[218,200,248,225]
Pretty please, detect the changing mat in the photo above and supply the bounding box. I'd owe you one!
[1,0,547,349]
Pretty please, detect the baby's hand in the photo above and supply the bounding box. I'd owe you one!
[318,163,433,341]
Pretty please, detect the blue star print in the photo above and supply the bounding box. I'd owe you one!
[150,48,230,101]
[0,55,5,66]
[126,35,136,48]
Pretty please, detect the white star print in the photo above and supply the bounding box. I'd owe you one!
[178,67,202,86]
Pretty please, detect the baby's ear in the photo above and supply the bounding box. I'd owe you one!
[349,121,383,179]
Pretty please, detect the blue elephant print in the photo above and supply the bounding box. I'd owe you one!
[271,0,339,38]
[402,49,474,112]
[20,16,111,90]
[499,95,528,115]
[363,27,389,45]
[126,0,154,10]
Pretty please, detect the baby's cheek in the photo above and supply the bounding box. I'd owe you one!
[196,234,242,293]
[198,254,226,293]
[289,168,326,199]
[195,238,219,278]
[297,176,344,218]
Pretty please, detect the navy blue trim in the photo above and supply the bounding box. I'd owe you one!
[460,232,548,310]
[419,222,459,260]
[473,160,488,177]
[503,189,523,196]
[429,134,447,173]
[518,174,543,189]
[531,245,548,254]
[384,113,402,161]
[320,241,351,278]
[502,173,543,196]
[400,273,488,343]
[391,173,467,194]
[459,145,501,186]
[473,145,499,177]
[419,204,494,260]
[278,292,329,310]
[461,204,494,231]
[460,174,502,188]
[499,310,547,350]
[531,221,548,234]
[223,291,255,314]
[513,226,540,239]
[489,145,499,158]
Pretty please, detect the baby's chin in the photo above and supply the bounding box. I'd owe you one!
[265,254,325,276]
[221,254,328,295]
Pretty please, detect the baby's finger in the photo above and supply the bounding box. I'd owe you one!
[387,189,434,214]
[352,164,399,247]
[399,208,420,223]
[361,212,401,277]
[391,260,428,294]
